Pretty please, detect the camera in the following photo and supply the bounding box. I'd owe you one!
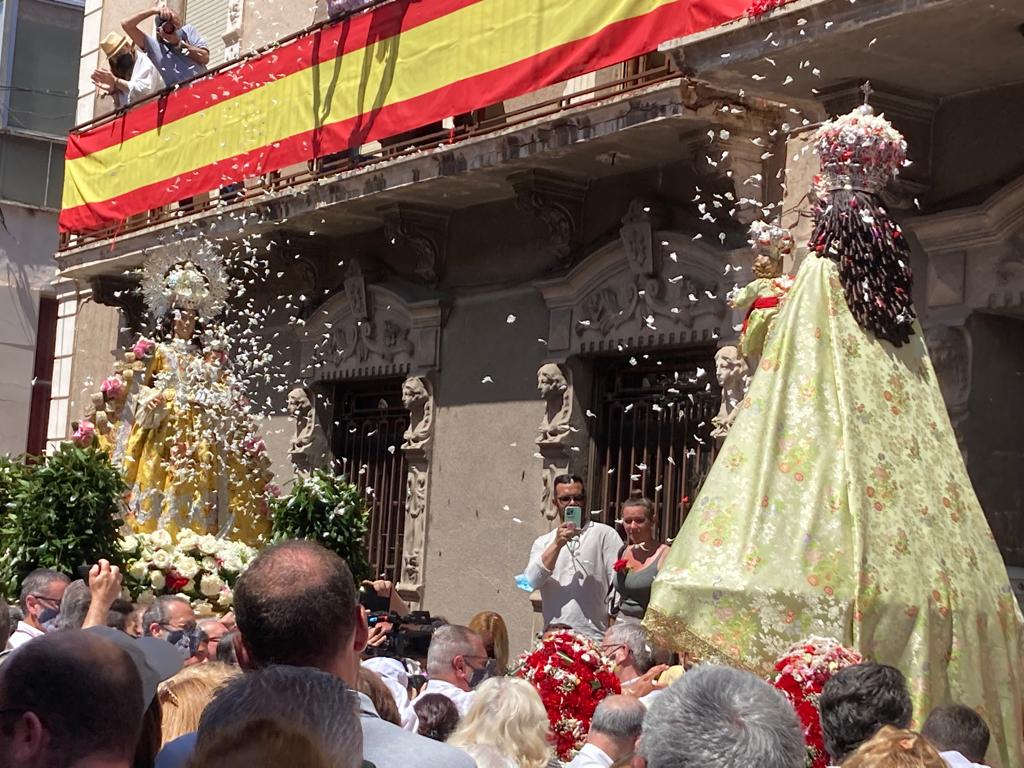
[364,610,437,660]
[158,15,177,35]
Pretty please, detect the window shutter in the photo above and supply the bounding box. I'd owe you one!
[183,0,230,67]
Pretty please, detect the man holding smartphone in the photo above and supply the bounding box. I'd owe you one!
[524,474,623,640]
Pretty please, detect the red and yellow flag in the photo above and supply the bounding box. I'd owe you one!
[60,0,747,234]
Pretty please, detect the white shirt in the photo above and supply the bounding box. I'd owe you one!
[525,521,622,640]
[567,743,614,768]
[939,751,989,768]
[7,621,44,650]
[412,678,476,716]
[114,52,164,109]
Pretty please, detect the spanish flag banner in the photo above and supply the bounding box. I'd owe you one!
[60,0,747,234]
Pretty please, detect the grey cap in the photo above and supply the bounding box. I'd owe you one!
[84,625,184,705]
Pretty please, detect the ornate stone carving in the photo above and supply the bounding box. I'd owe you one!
[287,386,329,474]
[300,283,444,381]
[534,363,581,518]
[344,261,368,322]
[381,205,450,285]
[536,363,572,445]
[510,169,587,267]
[401,376,433,451]
[222,0,244,61]
[398,374,435,600]
[620,200,664,277]
[925,324,972,455]
[539,232,730,357]
[710,346,749,440]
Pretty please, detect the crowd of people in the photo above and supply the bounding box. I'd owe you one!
[0,479,1001,768]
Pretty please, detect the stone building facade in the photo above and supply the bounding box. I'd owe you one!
[58,0,1024,648]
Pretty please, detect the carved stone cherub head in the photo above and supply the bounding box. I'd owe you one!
[714,346,748,390]
[402,377,429,410]
[287,387,312,418]
[537,363,568,400]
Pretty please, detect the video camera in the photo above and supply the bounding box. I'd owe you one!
[364,609,436,660]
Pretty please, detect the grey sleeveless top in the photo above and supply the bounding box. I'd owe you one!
[614,558,661,620]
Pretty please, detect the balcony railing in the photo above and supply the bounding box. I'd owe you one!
[58,55,676,252]
[58,0,749,252]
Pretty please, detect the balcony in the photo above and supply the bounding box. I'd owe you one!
[55,0,752,267]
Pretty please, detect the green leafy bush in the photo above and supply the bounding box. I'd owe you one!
[0,444,126,599]
[270,469,371,582]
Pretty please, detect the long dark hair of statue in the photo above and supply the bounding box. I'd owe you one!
[809,188,915,347]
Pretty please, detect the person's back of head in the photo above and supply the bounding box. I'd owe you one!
[415,693,461,742]
[358,667,402,726]
[55,579,92,630]
[842,726,947,768]
[186,717,334,768]
[216,630,239,665]
[233,540,358,671]
[159,662,240,744]
[197,664,362,768]
[590,694,645,746]
[0,629,144,767]
[450,676,553,768]
[638,664,805,768]
[819,662,913,764]
[921,704,990,764]
[468,611,510,673]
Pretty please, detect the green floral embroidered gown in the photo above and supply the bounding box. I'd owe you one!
[644,253,1024,767]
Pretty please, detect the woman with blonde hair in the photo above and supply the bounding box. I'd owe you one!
[843,726,947,768]
[449,676,554,768]
[158,662,240,745]
[468,611,510,674]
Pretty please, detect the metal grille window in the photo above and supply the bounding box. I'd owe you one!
[332,380,409,583]
[588,350,720,543]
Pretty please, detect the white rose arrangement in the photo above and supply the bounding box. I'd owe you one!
[117,530,257,611]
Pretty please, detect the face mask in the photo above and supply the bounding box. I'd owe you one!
[39,608,59,627]
[166,627,202,658]
[467,658,498,689]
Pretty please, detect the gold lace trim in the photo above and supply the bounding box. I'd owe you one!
[642,608,770,677]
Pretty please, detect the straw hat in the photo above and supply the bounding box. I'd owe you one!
[100,31,132,59]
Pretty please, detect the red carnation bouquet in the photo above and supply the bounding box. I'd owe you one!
[514,629,621,761]
[771,637,863,768]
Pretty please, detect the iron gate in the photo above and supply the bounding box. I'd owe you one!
[588,350,721,542]
[331,380,409,584]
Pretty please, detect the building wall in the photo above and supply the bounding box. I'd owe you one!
[0,204,59,454]
[423,288,555,652]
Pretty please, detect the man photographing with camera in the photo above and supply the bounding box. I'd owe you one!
[524,475,623,640]
[121,3,209,88]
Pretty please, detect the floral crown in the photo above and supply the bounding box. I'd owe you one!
[748,220,794,263]
[814,103,907,194]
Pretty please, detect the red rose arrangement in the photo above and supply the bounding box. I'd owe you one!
[771,637,863,768]
[612,558,630,574]
[514,629,621,761]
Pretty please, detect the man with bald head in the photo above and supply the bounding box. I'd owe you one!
[0,630,144,768]
[568,695,646,767]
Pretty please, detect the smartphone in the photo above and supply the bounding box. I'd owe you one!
[564,505,583,530]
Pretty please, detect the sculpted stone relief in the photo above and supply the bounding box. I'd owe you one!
[536,363,573,446]
[287,386,329,475]
[925,324,972,455]
[398,375,434,598]
[710,346,749,441]
[300,269,443,381]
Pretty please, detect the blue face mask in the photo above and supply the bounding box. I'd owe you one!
[39,608,59,628]
[467,658,498,689]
